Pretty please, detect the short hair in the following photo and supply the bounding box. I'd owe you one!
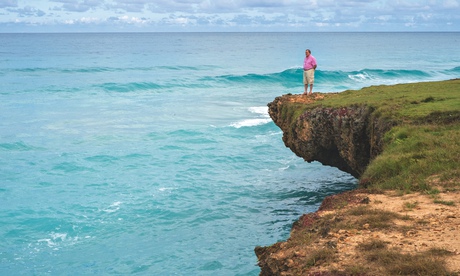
[306,49,311,53]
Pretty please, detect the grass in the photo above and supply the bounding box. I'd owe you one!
[291,204,411,245]
[426,188,457,206]
[297,79,460,192]
[314,79,460,121]
[263,80,460,275]
[285,202,457,275]
[305,248,337,268]
[404,201,419,210]
[361,123,460,191]
[346,205,410,230]
[356,239,455,276]
[434,199,456,206]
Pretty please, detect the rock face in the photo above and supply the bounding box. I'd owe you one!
[254,94,396,275]
[256,84,460,275]
[267,94,394,178]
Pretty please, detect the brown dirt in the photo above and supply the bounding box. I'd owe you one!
[257,189,460,275]
[362,190,460,272]
[260,91,460,275]
[283,93,327,104]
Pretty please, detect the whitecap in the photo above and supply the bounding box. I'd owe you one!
[279,165,290,171]
[348,72,372,82]
[37,232,75,248]
[248,106,269,115]
[158,187,175,192]
[230,118,272,128]
[102,201,122,213]
[50,232,68,242]
[37,238,55,247]
[230,106,272,128]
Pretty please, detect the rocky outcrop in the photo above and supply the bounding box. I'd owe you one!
[267,94,395,178]
[254,94,397,275]
[256,83,460,275]
[255,188,460,275]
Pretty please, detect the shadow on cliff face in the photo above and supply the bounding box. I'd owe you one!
[267,94,395,179]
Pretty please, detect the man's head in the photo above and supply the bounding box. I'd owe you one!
[305,49,311,56]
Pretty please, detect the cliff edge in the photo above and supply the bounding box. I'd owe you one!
[256,80,460,275]
[267,94,393,178]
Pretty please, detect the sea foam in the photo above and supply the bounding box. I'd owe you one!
[230,106,271,128]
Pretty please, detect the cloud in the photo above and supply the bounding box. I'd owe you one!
[117,15,148,24]
[0,0,16,8]
[8,6,46,17]
[107,0,300,14]
[109,0,151,12]
[0,0,459,32]
[300,0,460,30]
[64,16,100,24]
[442,0,460,8]
[51,0,102,12]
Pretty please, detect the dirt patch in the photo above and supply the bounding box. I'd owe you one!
[256,189,460,275]
[283,93,326,105]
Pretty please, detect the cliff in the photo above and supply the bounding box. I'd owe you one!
[267,94,394,178]
[255,80,460,275]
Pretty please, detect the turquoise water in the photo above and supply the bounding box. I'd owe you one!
[1,32,459,275]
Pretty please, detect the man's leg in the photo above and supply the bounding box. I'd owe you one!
[309,84,313,95]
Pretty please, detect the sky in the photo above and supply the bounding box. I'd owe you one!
[0,0,459,32]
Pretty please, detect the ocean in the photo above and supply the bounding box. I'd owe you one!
[1,32,459,275]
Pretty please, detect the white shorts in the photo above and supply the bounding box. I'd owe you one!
[303,69,315,85]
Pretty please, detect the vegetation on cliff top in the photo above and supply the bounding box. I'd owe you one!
[256,187,460,275]
[288,79,460,192]
[257,80,460,275]
[312,79,460,121]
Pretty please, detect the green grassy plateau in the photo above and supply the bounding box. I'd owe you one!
[304,79,459,192]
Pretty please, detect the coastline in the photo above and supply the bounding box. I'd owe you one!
[256,189,460,275]
[256,79,460,275]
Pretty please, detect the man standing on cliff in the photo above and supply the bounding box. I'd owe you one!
[303,49,317,95]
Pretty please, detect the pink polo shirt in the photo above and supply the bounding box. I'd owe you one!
[303,55,317,70]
